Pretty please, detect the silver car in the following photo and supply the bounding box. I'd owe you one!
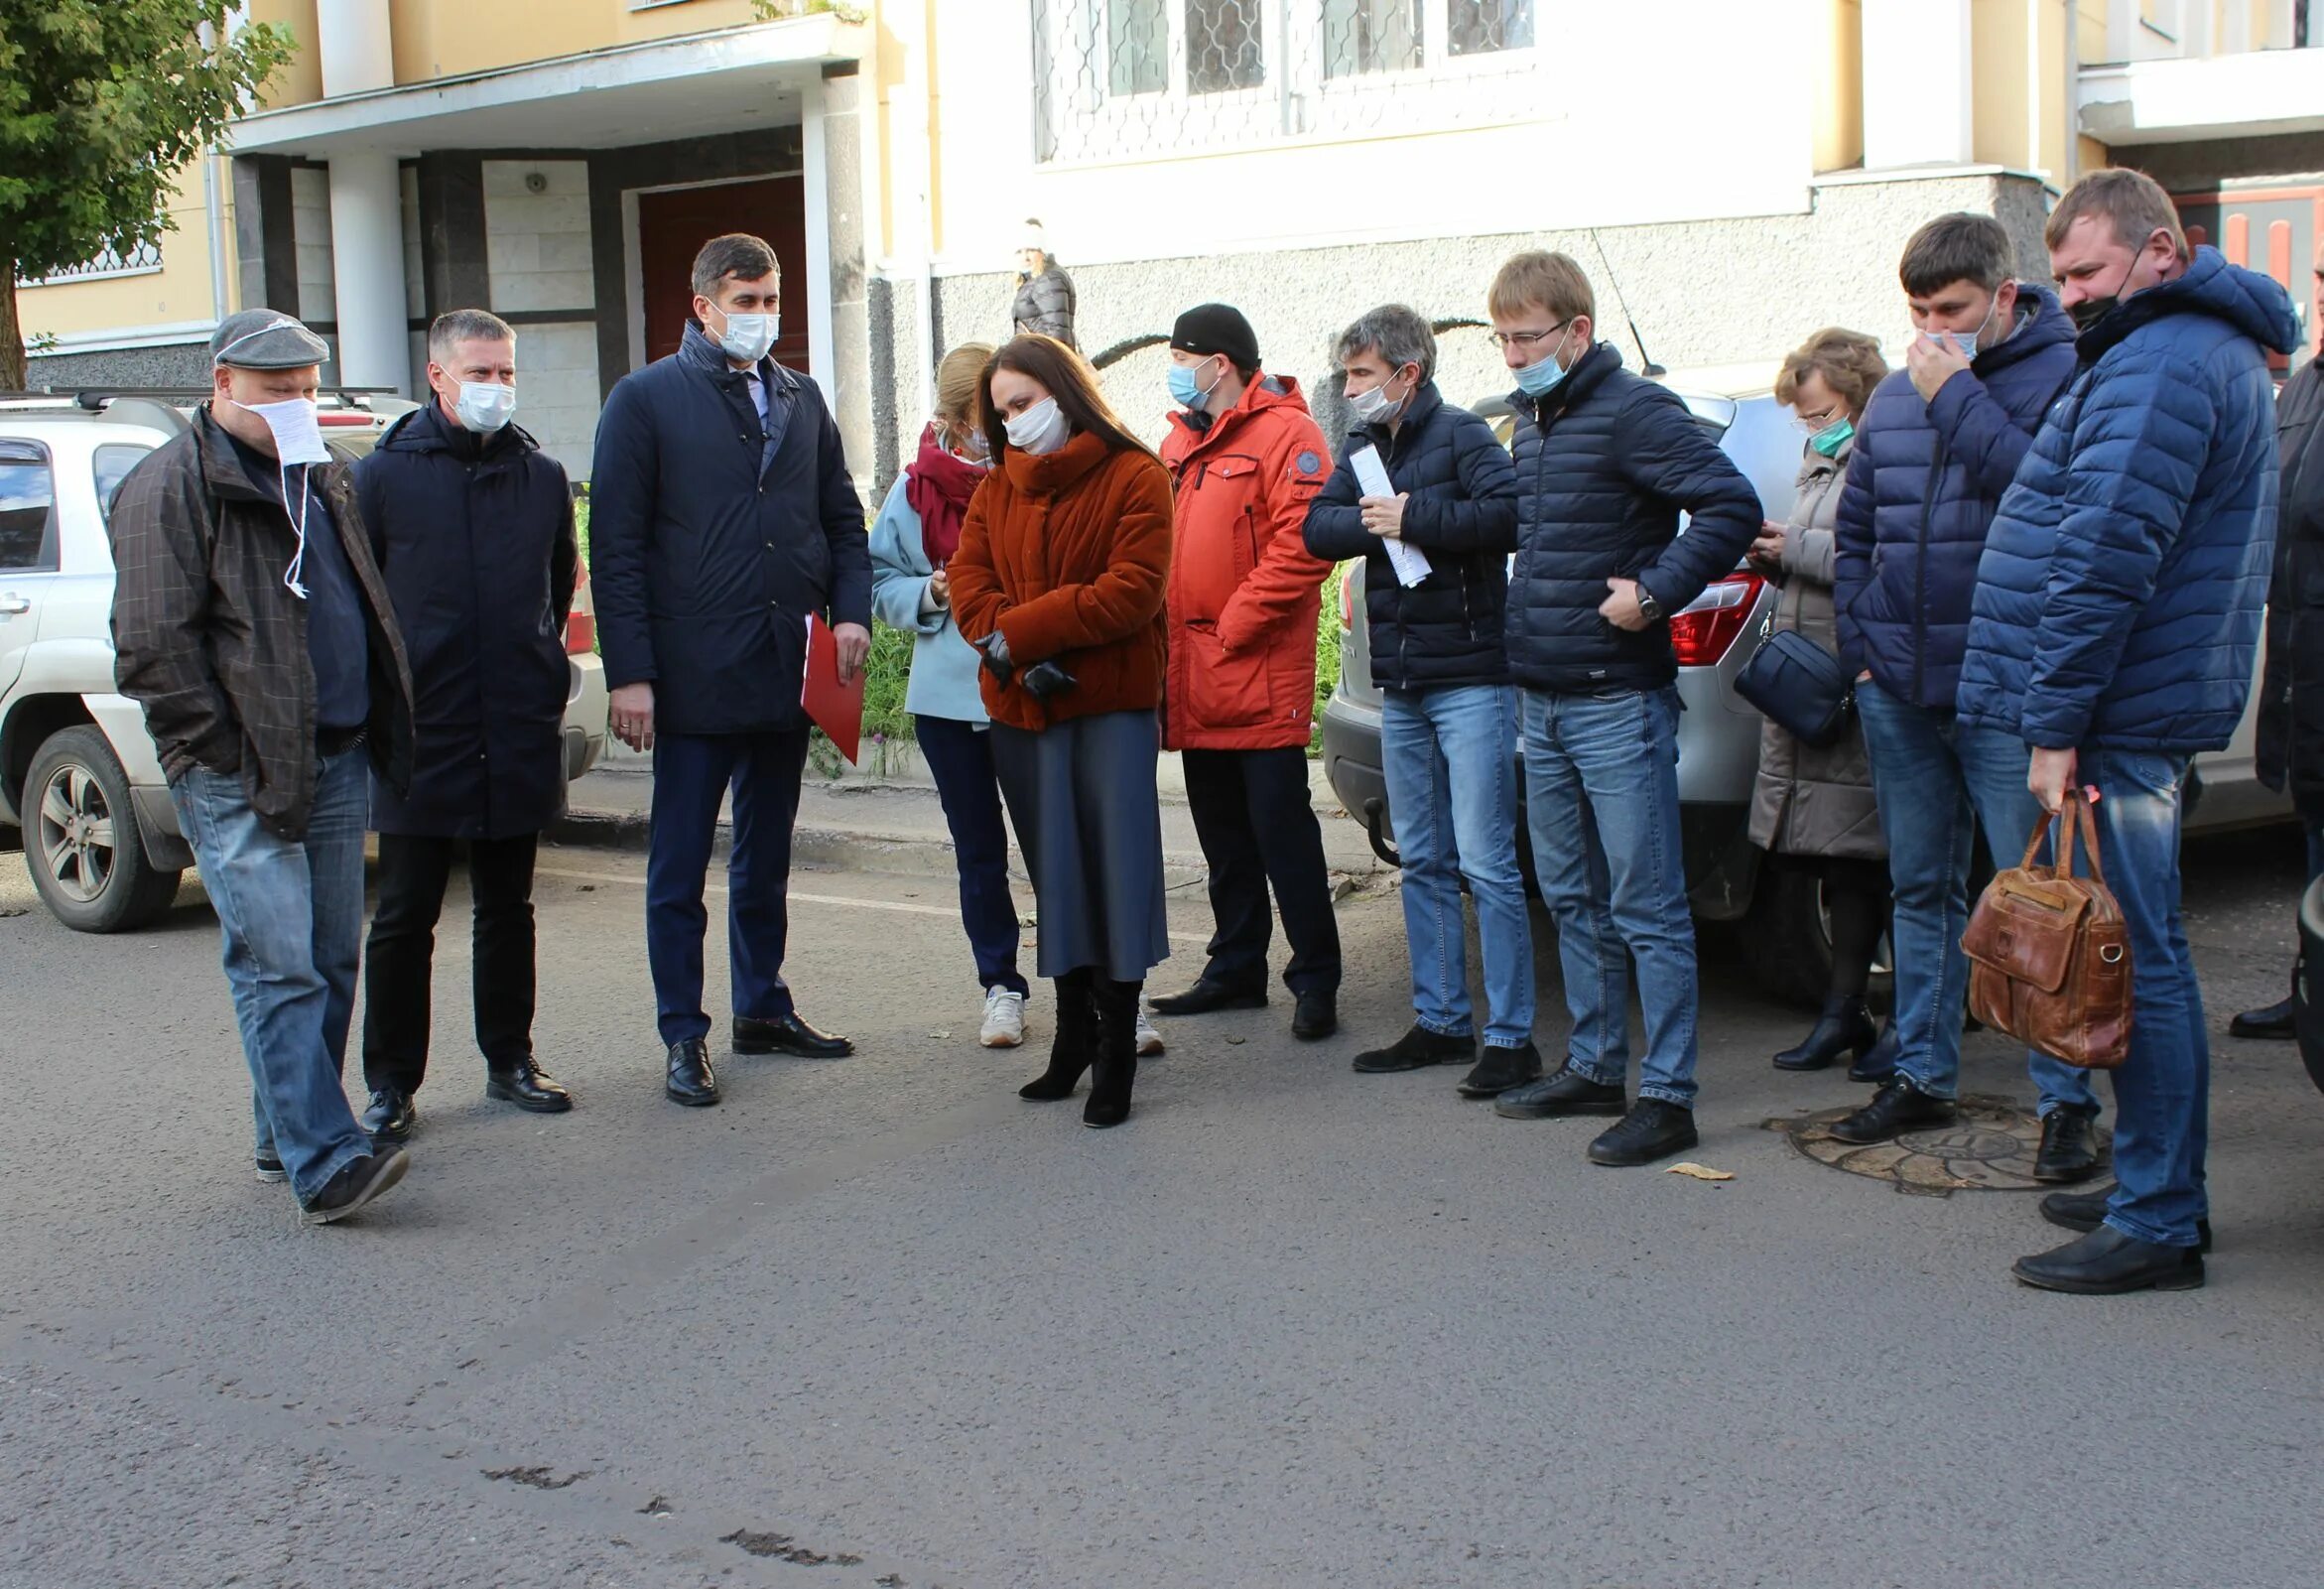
[0,392,609,932]
[1317,368,2289,1007]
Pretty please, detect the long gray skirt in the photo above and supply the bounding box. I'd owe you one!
[989,710,1171,984]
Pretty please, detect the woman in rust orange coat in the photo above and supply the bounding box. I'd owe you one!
[949,334,1175,1127]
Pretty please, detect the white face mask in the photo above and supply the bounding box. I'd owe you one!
[710,306,778,364]
[453,381,516,434]
[1003,396,1069,456]
[229,394,328,598]
[1347,374,1405,426]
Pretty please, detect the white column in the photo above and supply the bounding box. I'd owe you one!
[325,152,409,391]
[316,0,394,97]
[1863,0,1974,168]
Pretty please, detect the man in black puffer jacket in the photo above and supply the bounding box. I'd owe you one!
[1483,251,1760,1168]
[1305,305,1534,1091]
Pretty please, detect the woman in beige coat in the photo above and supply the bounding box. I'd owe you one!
[1747,329,1892,1075]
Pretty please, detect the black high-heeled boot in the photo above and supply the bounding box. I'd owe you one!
[1773,994,1878,1072]
[1085,978,1141,1128]
[1020,969,1097,1101]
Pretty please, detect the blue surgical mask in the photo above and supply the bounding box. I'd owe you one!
[454,381,516,434]
[1167,359,1221,411]
[1808,417,1855,458]
[1513,356,1567,398]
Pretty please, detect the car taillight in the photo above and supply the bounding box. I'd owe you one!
[567,561,596,655]
[317,412,373,426]
[1338,564,1356,632]
[1667,572,1763,666]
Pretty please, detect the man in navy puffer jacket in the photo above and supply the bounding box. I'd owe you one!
[1958,170,2299,1295]
[1482,251,1759,1169]
[1831,213,2102,1162]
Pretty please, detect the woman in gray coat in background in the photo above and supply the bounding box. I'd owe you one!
[1748,329,1893,1077]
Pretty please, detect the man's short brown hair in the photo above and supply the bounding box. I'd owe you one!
[1774,328,1889,415]
[1898,213,2016,298]
[1488,250,1595,324]
[691,233,780,299]
[2044,167,2187,259]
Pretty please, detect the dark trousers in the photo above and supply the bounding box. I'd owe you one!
[1182,745,1341,995]
[362,832,540,1094]
[913,714,1029,997]
[648,728,809,1046]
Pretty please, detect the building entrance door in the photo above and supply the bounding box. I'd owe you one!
[637,176,810,372]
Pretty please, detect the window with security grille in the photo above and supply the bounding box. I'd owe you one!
[1449,0,1532,55]
[1109,0,1167,94]
[1324,0,1421,76]
[1187,0,1264,92]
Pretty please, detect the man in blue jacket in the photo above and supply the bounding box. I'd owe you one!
[1482,251,1760,1167]
[354,310,580,1145]
[1831,213,2102,1166]
[1960,169,2298,1293]
[590,234,872,1108]
[1303,306,1533,1093]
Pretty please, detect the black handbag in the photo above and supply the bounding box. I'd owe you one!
[1736,619,1855,748]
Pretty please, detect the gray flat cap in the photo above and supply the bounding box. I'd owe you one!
[209,309,331,370]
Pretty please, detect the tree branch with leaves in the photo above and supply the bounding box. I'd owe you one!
[0,1,292,388]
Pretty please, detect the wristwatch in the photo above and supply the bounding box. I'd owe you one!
[1634,586,1663,623]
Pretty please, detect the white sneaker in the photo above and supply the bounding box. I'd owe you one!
[1134,1011,1165,1056]
[979,987,1027,1048]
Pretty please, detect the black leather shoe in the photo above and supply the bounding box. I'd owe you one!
[360,1088,417,1145]
[1849,1020,1900,1084]
[300,1148,410,1225]
[1457,1041,1543,1099]
[1290,990,1337,1041]
[1148,976,1268,1016]
[1588,1099,1700,1166]
[1773,996,1878,1072]
[1827,1076,1953,1144]
[2040,1184,2212,1252]
[1493,1064,1626,1119]
[732,1012,853,1058]
[2228,993,2295,1040]
[2011,1225,2204,1293]
[486,1058,574,1113]
[665,1039,720,1107]
[2032,1106,2101,1184]
[1351,1023,1475,1073]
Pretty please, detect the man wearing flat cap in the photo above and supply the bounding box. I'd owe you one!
[1150,302,1344,1041]
[107,309,417,1225]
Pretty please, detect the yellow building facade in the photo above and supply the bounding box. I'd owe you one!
[18,0,2320,482]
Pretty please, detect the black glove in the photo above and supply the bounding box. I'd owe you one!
[977,631,1015,685]
[1021,660,1079,701]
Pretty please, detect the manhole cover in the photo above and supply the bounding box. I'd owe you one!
[1761,1093,2109,1197]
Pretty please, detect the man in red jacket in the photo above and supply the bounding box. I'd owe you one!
[1151,303,1343,1040]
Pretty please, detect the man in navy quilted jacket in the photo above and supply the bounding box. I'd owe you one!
[1958,169,2299,1294]
[1830,214,2102,1167]
[1483,251,1759,1167]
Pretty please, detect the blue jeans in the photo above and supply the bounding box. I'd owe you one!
[1380,684,1533,1047]
[914,714,1028,998]
[1522,687,1701,1107]
[648,728,810,1046]
[170,748,374,1200]
[2083,750,2208,1249]
[1854,682,2101,1116]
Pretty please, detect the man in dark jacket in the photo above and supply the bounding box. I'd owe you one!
[107,309,416,1223]
[590,233,872,1108]
[1831,212,2103,1168]
[1959,169,2301,1293]
[2238,238,2324,1040]
[1482,251,1759,1167]
[352,310,580,1144]
[1305,306,1532,1088]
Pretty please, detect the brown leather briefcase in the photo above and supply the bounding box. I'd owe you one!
[1960,800,2133,1069]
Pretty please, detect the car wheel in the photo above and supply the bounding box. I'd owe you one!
[1736,863,1893,1012]
[23,726,184,933]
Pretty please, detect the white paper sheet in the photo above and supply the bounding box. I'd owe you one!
[1349,443,1432,589]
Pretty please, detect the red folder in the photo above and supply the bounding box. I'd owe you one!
[802,614,865,765]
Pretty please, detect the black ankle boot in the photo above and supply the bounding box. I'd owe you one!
[1773,995,1878,1072]
[1020,970,1097,1101]
[1085,979,1141,1128]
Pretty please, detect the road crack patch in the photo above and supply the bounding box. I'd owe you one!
[721,1527,864,1566]
[480,1463,590,1490]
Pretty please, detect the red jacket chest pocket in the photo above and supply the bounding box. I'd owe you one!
[1174,453,1263,614]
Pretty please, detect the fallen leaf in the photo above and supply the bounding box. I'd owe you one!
[927,1029,952,1040]
[1225,1036,1245,1046]
[1666,1161,1734,1182]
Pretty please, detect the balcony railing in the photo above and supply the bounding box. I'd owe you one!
[20,239,164,288]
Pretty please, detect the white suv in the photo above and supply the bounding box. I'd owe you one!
[0,393,608,932]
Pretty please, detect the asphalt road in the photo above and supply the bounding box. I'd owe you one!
[2,825,2319,1589]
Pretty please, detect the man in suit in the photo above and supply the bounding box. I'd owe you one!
[589,234,872,1107]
